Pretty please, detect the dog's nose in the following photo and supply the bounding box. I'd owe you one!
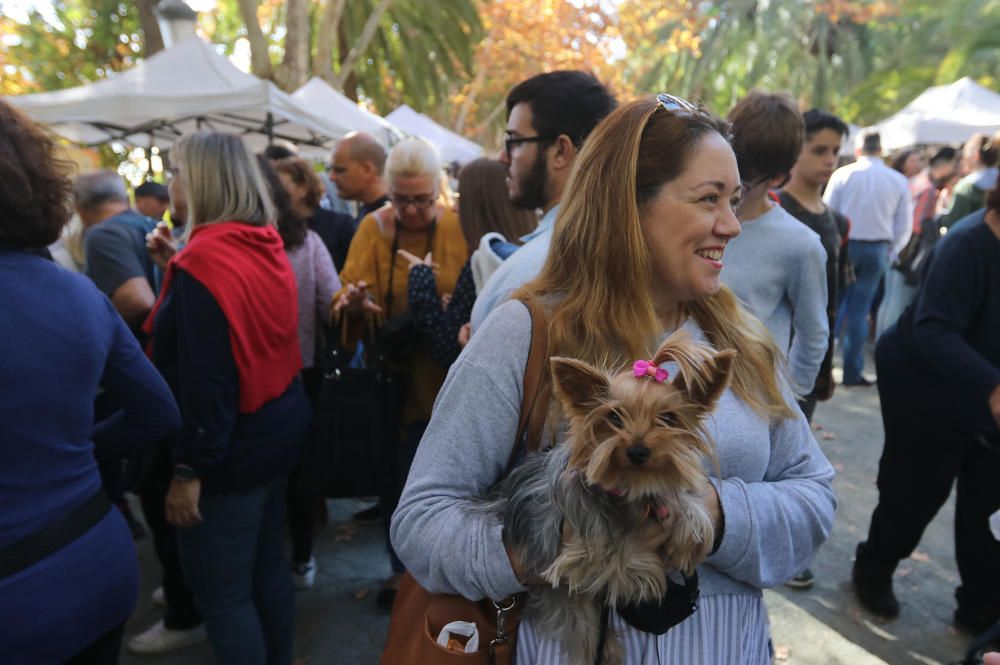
[626,444,650,465]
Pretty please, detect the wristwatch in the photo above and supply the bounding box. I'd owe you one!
[173,464,199,481]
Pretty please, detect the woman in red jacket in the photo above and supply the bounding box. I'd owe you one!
[147,131,311,665]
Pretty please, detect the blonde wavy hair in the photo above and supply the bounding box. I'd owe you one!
[173,131,275,242]
[517,98,795,421]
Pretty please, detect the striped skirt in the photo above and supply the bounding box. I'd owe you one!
[516,593,772,665]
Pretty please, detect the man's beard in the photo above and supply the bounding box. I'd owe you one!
[510,151,548,211]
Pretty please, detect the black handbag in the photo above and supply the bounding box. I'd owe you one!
[295,320,408,499]
[894,216,942,286]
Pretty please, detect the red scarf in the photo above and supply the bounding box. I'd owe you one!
[144,221,302,414]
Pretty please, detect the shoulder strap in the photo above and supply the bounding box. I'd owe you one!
[510,299,550,467]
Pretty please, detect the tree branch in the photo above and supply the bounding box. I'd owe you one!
[313,0,346,82]
[275,0,309,90]
[235,0,273,79]
[136,0,164,56]
[332,0,393,90]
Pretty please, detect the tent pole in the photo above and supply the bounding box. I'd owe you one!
[265,112,274,145]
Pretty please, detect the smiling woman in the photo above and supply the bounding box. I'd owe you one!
[391,96,835,665]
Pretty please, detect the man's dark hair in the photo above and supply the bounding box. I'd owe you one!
[134,181,169,201]
[802,108,849,140]
[505,71,617,148]
[929,146,957,167]
[262,144,297,161]
[728,90,804,183]
[860,131,882,155]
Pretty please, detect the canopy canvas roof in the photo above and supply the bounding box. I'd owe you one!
[384,104,483,165]
[292,77,403,147]
[8,37,352,151]
[872,77,1000,151]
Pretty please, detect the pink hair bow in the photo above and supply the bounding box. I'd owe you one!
[633,360,669,383]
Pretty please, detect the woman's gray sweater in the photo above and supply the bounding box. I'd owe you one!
[391,300,837,602]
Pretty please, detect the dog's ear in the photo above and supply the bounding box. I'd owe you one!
[549,357,609,418]
[673,349,736,410]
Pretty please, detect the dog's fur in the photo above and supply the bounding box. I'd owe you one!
[487,330,735,665]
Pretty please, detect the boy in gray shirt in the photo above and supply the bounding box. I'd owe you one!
[721,92,831,591]
[721,92,829,400]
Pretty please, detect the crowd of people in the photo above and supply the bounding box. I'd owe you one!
[1,67,998,665]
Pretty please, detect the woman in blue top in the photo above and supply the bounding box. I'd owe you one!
[0,100,181,664]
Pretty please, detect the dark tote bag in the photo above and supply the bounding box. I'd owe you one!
[296,319,408,499]
[894,215,942,286]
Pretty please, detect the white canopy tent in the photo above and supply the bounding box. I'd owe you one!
[8,37,353,152]
[384,104,483,165]
[870,77,1000,151]
[292,78,403,147]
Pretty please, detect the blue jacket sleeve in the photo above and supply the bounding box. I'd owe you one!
[91,296,180,455]
[170,270,240,475]
[910,230,1000,403]
[706,389,837,588]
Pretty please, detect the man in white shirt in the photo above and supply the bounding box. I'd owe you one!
[823,132,912,386]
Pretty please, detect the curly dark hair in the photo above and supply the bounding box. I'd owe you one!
[0,100,74,249]
[255,154,307,250]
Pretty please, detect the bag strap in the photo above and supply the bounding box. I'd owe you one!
[511,299,550,466]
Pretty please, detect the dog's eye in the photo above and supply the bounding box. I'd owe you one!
[657,412,677,427]
[607,409,624,429]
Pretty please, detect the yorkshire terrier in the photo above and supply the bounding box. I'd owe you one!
[491,330,735,665]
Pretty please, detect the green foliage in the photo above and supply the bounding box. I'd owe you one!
[2,0,143,91]
[340,0,482,113]
[620,0,1000,127]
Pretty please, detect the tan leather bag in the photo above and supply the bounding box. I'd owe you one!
[379,301,550,665]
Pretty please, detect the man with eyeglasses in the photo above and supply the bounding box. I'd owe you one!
[328,131,391,227]
[469,71,617,331]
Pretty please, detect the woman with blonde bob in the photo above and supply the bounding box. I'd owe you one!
[333,136,468,610]
[146,130,310,665]
[391,98,836,663]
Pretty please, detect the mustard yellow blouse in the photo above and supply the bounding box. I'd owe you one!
[335,206,468,423]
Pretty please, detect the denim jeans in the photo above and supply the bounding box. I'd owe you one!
[384,421,429,574]
[177,477,294,665]
[838,240,890,383]
[875,267,918,341]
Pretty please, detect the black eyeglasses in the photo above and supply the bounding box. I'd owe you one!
[503,133,555,156]
[656,93,699,116]
[391,193,436,210]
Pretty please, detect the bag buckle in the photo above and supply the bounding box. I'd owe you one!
[489,596,517,654]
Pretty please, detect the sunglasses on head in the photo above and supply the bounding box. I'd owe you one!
[655,93,699,116]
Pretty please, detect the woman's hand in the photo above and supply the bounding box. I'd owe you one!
[145,222,178,270]
[989,384,1000,429]
[165,478,202,527]
[333,281,383,316]
[457,322,472,348]
[984,653,1000,665]
[397,249,438,275]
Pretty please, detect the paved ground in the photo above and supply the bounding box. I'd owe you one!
[120,349,986,665]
